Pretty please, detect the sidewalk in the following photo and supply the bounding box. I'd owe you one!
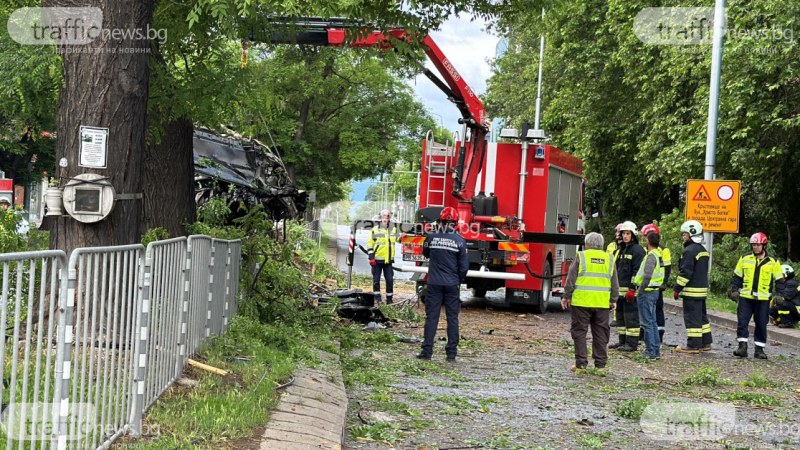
[663,297,800,348]
[258,350,347,450]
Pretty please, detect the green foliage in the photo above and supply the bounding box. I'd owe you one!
[141,227,170,247]
[614,397,652,420]
[196,198,231,228]
[0,1,61,184]
[487,0,800,256]
[708,234,751,292]
[0,207,47,253]
[350,421,403,444]
[722,391,781,406]
[740,370,783,389]
[134,316,309,448]
[682,366,729,387]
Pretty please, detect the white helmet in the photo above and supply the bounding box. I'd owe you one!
[781,264,794,277]
[681,220,703,243]
[619,221,638,234]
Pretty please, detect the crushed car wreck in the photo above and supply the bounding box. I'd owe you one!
[193,128,308,221]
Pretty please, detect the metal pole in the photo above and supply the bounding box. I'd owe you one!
[533,8,545,130]
[704,0,726,272]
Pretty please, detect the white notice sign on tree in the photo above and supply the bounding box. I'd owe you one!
[79,126,109,169]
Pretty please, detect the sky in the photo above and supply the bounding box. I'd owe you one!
[350,14,499,203]
[411,14,500,135]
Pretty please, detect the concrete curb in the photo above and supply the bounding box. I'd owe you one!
[259,350,347,450]
[663,297,800,348]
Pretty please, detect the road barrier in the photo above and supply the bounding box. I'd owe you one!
[0,236,242,449]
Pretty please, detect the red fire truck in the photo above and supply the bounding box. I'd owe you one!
[265,18,586,312]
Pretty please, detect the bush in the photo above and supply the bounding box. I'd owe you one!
[614,398,652,420]
[0,207,48,253]
[682,366,729,387]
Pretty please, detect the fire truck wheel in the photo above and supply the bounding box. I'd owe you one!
[471,288,487,298]
[416,281,427,304]
[533,260,553,314]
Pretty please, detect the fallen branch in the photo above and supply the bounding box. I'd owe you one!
[188,358,228,376]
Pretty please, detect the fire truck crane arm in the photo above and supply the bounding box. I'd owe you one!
[260,19,489,203]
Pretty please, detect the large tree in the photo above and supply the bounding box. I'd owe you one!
[38,0,515,251]
[44,0,155,255]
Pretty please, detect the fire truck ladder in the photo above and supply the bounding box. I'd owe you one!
[424,130,452,208]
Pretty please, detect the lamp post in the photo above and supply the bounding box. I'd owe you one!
[392,170,420,223]
[430,112,444,131]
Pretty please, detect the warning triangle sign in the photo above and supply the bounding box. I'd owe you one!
[692,184,712,201]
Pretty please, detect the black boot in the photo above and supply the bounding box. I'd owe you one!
[733,342,748,358]
[779,321,794,328]
[608,335,624,349]
[754,346,768,360]
[658,330,665,344]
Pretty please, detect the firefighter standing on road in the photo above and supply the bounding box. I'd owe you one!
[418,207,469,362]
[367,209,398,305]
[607,223,624,328]
[769,265,800,328]
[606,223,623,258]
[640,223,672,344]
[611,221,645,352]
[728,232,782,359]
[674,220,712,354]
[561,232,619,372]
[634,231,665,360]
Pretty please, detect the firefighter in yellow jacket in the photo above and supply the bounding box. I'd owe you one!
[728,232,783,359]
[368,209,398,305]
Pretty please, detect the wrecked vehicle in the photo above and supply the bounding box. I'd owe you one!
[193,128,308,221]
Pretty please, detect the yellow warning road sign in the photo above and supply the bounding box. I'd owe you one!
[685,180,741,233]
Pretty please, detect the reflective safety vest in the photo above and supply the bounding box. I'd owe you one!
[572,249,615,308]
[606,242,620,263]
[368,223,397,262]
[634,249,665,291]
[734,254,782,301]
[656,245,671,268]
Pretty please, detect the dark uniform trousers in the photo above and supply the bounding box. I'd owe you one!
[683,297,713,349]
[616,296,640,347]
[737,298,770,345]
[421,284,461,358]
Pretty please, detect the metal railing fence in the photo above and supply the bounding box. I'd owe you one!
[0,250,66,450]
[0,236,241,450]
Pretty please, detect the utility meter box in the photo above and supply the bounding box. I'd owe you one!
[63,173,116,223]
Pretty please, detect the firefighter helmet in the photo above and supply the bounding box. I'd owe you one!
[615,223,623,232]
[641,223,660,236]
[781,264,794,277]
[680,220,702,236]
[680,220,703,243]
[379,209,391,219]
[749,232,768,245]
[439,206,458,223]
[619,221,638,234]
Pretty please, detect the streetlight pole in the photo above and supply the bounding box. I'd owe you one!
[430,112,444,131]
[704,0,726,273]
[393,170,421,222]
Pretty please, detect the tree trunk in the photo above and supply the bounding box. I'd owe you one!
[143,117,195,236]
[46,0,155,255]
